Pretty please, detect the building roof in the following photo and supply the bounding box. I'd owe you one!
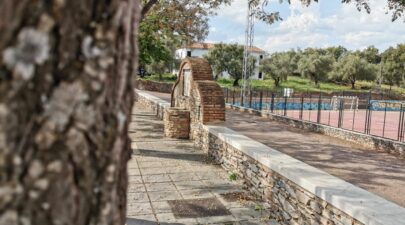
[184,42,266,53]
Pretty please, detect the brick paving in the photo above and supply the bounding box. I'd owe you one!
[126,103,279,225]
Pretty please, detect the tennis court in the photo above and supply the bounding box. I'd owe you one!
[225,89,405,142]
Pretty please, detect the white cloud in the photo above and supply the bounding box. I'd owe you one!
[209,0,405,53]
[262,0,405,52]
[265,33,330,52]
[215,0,248,24]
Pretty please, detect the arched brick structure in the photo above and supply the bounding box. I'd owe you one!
[170,58,225,139]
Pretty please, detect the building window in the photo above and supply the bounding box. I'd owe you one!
[258,72,263,79]
[187,51,192,57]
[259,55,263,60]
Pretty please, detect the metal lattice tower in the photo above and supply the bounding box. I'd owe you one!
[241,2,255,106]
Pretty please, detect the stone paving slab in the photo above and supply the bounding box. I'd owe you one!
[127,103,280,225]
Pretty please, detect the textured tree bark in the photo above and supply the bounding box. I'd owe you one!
[0,0,139,225]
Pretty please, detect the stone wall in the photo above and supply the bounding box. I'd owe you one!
[198,125,405,225]
[227,104,405,158]
[198,128,363,225]
[136,90,169,119]
[135,90,405,225]
[164,108,190,139]
[135,79,173,93]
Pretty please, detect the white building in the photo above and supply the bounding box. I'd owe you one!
[174,43,266,80]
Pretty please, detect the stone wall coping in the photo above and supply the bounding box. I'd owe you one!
[135,89,405,225]
[204,124,405,225]
[136,90,170,109]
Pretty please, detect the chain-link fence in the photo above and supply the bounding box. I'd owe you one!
[224,87,405,142]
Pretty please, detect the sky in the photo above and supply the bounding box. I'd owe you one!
[207,0,405,53]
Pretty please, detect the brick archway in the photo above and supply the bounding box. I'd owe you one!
[171,58,225,139]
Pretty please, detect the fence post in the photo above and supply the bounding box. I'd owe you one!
[364,91,372,134]
[241,91,244,107]
[249,89,253,109]
[382,102,387,138]
[259,91,263,111]
[232,89,235,105]
[271,93,275,113]
[401,105,405,142]
[398,104,404,141]
[284,96,288,116]
[300,93,304,120]
[309,93,312,121]
[317,92,322,124]
[338,99,344,128]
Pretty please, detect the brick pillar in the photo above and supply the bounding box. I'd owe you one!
[164,108,190,139]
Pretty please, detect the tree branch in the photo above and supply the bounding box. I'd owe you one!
[141,0,158,20]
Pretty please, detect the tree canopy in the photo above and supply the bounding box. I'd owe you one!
[261,44,404,90]
[297,50,334,86]
[138,0,405,75]
[356,46,381,64]
[138,0,231,73]
[260,53,293,87]
[329,53,377,89]
[381,44,405,87]
[248,0,405,24]
[204,43,256,86]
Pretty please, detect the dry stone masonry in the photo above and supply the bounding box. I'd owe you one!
[198,128,363,225]
[164,108,190,139]
[134,79,173,93]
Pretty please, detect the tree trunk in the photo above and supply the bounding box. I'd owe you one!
[0,1,140,225]
[311,73,318,86]
[233,78,240,87]
[351,80,356,89]
[274,78,280,87]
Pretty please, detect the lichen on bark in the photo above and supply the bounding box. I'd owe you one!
[2,28,50,80]
[0,1,140,225]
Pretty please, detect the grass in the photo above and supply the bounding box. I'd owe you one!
[142,73,177,83]
[229,172,238,181]
[141,74,405,97]
[218,76,359,93]
[218,76,405,96]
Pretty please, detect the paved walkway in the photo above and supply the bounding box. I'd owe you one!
[126,103,279,225]
[141,91,405,208]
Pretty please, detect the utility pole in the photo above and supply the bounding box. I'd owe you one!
[241,1,255,106]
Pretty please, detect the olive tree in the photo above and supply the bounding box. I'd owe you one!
[329,53,377,89]
[381,44,405,88]
[297,52,334,86]
[260,53,292,87]
[205,43,256,86]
